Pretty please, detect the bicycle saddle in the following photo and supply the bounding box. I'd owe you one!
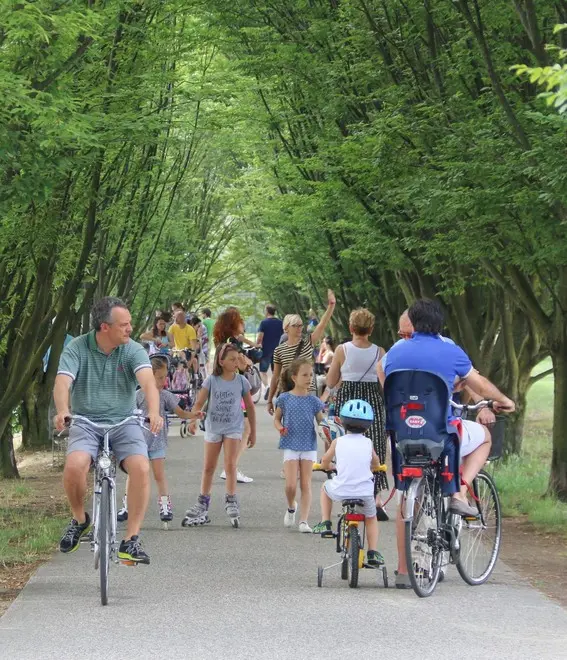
[342,499,365,507]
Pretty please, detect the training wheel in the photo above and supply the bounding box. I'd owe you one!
[382,566,388,588]
[317,566,323,588]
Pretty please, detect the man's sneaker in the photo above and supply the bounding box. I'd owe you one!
[117,496,128,522]
[158,495,173,522]
[313,520,334,538]
[284,502,297,527]
[118,535,150,564]
[449,496,479,518]
[181,495,210,527]
[298,521,312,533]
[366,550,385,566]
[59,513,92,553]
[395,571,411,589]
[225,494,240,528]
[237,471,253,483]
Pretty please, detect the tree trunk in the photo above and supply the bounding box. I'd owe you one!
[549,347,567,501]
[503,399,526,456]
[21,378,52,450]
[0,416,19,479]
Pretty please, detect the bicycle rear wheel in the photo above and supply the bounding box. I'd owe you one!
[348,526,360,589]
[404,475,442,598]
[456,469,502,585]
[99,479,111,606]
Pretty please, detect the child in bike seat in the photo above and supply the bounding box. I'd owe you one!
[313,399,384,566]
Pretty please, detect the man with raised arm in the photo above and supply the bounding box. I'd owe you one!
[53,297,163,564]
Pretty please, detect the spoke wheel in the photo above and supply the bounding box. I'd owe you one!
[99,479,111,606]
[348,526,360,589]
[404,476,442,598]
[456,470,502,585]
[251,367,262,404]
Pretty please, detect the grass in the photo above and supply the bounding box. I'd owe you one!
[0,472,68,567]
[495,358,567,534]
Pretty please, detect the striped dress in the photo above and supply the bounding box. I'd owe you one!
[335,342,388,492]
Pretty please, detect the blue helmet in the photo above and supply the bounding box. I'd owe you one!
[339,399,374,430]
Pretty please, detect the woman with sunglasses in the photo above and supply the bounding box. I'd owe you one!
[267,289,336,415]
[326,308,389,517]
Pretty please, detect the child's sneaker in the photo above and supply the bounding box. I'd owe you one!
[284,501,297,527]
[181,495,210,527]
[117,496,128,522]
[313,520,333,537]
[225,494,240,528]
[158,495,173,522]
[366,550,385,566]
[298,521,312,533]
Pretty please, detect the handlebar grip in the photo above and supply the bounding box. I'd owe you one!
[312,463,322,470]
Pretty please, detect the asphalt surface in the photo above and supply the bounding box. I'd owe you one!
[1,400,567,659]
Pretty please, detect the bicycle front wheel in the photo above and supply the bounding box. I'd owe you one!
[404,475,442,598]
[99,478,111,606]
[456,469,502,585]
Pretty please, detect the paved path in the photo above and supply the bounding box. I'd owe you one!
[1,403,567,659]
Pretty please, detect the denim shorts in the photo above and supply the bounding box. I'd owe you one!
[259,355,273,373]
[323,481,376,518]
[148,448,166,460]
[67,420,148,465]
[204,432,243,444]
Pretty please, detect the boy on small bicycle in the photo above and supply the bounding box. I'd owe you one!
[313,399,384,566]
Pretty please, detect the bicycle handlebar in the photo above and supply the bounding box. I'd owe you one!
[450,399,493,412]
[64,414,150,430]
[312,462,387,474]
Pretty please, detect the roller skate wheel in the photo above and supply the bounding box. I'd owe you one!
[162,522,169,530]
[317,566,323,588]
[230,517,240,528]
[121,560,137,567]
[382,567,389,588]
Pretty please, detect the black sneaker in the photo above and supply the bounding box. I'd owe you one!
[118,535,150,564]
[366,550,385,566]
[59,513,91,553]
[313,520,334,538]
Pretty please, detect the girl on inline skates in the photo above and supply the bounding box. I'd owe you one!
[182,344,257,528]
[117,356,202,524]
[274,359,325,533]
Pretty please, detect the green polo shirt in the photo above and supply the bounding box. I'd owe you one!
[57,331,152,424]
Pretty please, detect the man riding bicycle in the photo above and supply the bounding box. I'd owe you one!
[378,299,515,587]
[54,297,163,564]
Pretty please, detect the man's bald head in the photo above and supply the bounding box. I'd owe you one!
[398,309,413,338]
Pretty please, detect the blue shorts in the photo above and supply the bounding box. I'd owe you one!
[259,354,273,373]
[148,448,166,460]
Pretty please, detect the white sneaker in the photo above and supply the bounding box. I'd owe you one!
[280,469,286,479]
[284,502,297,527]
[299,521,312,533]
[220,470,226,480]
[237,471,253,483]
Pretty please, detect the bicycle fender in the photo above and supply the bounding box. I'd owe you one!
[402,476,424,522]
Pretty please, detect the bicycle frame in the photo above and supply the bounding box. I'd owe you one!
[91,429,118,567]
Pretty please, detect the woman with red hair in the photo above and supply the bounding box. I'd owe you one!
[213,306,256,483]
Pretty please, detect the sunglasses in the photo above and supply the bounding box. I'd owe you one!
[290,323,303,328]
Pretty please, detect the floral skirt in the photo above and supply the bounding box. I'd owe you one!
[336,380,388,492]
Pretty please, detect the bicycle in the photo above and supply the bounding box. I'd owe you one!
[313,463,389,589]
[400,399,502,598]
[65,413,149,606]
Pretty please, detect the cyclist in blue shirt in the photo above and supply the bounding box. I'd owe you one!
[379,299,515,588]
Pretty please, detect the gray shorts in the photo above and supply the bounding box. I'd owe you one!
[323,481,376,518]
[67,421,148,466]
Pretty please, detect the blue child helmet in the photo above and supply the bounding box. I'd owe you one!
[339,399,374,430]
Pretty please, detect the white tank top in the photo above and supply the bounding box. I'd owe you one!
[331,434,374,498]
[341,342,380,382]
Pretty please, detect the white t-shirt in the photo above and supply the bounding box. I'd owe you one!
[330,433,374,498]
